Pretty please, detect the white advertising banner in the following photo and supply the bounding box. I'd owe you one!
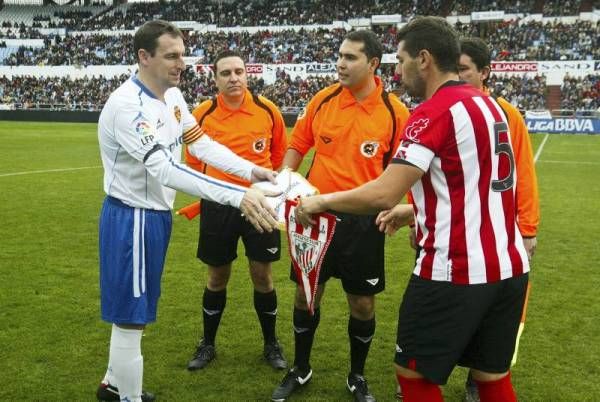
[371,14,402,24]
[537,60,596,74]
[471,10,505,21]
[491,61,538,73]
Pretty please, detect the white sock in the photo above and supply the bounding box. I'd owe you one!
[108,324,143,402]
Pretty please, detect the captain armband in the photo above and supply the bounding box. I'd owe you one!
[182,124,205,145]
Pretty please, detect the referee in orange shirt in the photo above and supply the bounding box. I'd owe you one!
[271,30,410,402]
[184,50,288,372]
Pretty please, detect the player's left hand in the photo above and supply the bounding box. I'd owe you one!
[522,236,537,260]
[295,195,326,227]
[375,204,414,236]
[250,166,277,184]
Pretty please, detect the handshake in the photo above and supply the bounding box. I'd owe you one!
[244,167,318,232]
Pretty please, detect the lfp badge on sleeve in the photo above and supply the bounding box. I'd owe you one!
[285,199,337,315]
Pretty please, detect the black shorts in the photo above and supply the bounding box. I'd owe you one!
[289,211,385,295]
[197,200,281,266]
[394,273,529,385]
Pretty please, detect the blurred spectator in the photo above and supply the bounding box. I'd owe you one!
[488,74,548,110]
[561,74,600,111]
[3,19,598,66]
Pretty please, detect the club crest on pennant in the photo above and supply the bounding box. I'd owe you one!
[291,233,320,275]
[285,199,337,315]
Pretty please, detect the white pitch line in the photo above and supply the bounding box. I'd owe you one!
[537,159,600,166]
[0,165,102,178]
[533,134,549,163]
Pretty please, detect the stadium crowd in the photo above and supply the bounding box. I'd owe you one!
[487,74,548,111]
[2,0,589,31]
[2,19,599,66]
[561,74,600,111]
[5,71,598,113]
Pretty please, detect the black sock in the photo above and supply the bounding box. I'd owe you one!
[293,307,320,372]
[254,289,278,344]
[202,287,226,346]
[348,315,375,376]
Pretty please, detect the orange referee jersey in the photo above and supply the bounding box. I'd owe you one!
[185,89,287,187]
[495,96,540,237]
[289,76,410,194]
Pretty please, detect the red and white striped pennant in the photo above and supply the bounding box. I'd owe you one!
[285,199,337,315]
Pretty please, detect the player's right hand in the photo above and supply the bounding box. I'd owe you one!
[240,188,280,233]
[250,166,277,184]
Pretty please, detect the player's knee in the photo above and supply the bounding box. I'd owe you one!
[207,265,231,291]
[347,294,375,320]
[294,286,309,310]
[249,262,273,292]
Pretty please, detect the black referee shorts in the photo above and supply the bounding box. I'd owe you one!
[289,211,385,295]
[197,200,281,267]
[394,273,529,384]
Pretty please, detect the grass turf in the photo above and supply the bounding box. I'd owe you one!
[0,122,599,401]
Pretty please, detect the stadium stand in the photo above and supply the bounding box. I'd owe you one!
[0,0,598,115]
[1,20,598,66]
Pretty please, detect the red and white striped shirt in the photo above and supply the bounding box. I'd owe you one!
[392,82,529,284]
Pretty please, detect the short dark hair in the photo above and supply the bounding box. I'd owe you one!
[344,30,383,69]
[460,37,491,70]
[460,37,492,86]
[396,16,459,73]
[213,50,245,73]
[134,20,183,61]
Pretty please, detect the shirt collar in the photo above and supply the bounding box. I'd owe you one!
[131,75,159,100]
[338,76,383,114]
[214,89,255,119]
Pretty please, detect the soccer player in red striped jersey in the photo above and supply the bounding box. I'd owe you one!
[296,17,528,402]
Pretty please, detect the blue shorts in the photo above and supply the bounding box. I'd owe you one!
[99,196,172,325]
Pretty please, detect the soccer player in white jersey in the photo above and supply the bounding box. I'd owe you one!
[95,20,279,402]
[295,17,529,402]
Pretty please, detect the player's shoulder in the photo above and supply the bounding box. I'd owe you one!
[105,81,146,114]
[253,93,282,114]
[385,91,410,116]
[191,98,216,121]
[495,96,518,114]
[310,83,343,104]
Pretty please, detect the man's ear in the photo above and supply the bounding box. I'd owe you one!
[137,49,150,66]
[369,57,380,72]
[481,65,491,82]
[418,49,432,71]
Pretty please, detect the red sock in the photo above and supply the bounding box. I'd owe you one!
[475,372,517,402]
[397,374,444,402]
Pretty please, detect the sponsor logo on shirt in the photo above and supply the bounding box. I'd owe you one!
[360,141,379,158]
[253,138,266,153]
[156,118,165,129]
[135,120,152,136]
[173,106,181,123]
[320,135,332,144]
[404,118,429,143]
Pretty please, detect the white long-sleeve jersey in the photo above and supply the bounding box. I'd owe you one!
[98,76,257,210]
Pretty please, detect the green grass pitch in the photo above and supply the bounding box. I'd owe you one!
[0,121,599,401]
